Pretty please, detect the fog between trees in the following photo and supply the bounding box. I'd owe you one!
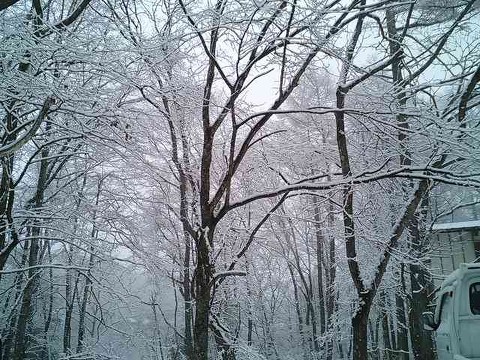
[1,0,480,359]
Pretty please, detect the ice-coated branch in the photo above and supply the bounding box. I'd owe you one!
[0,97,54,158]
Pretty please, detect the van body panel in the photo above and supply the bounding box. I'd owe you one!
[457,275,480,359]
[437,292,455,360]
[432,263,480,360]
[458,317,480,358]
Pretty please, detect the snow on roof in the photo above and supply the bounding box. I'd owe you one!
[441,262,480,288]
[431,220,480,232]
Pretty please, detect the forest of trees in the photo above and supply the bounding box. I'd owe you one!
[1,0,480,359]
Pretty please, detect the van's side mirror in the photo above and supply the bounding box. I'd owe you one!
[422,312,437,331]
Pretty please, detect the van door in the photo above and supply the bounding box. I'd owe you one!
[436,291,454,360]
[458,281,480,359]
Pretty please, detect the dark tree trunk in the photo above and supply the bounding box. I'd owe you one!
[63,177,85,356]
[352,297,371,360]
[183,230,194,360]
[12,141,49,360]
[313,196,327,338]
[409,264,435,360]
[0,157,17,279]
[77,178,102,353]
[409,202,435,360]
[287,263,309,360]
[76,248,94,352]
[63,261,73,355]
[212,324,236,360]
[380,290,392,360]
[325,194,336,360]
[246,259,254,347]
[395,265,409,360]
[152,302,166,360]
[12,234,40,360]
[1,240,29,360]
[193,229,214,360]
[40,241,54,359]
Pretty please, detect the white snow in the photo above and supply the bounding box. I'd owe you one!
[431,220,480,232]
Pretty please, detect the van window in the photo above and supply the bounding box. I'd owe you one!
[440,292,452,323]
[470,282,480,315]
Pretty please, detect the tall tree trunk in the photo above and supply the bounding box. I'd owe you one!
[0,156,17,278]
[313,196,327,338]
[380,290,392,360]
[1,239,29,360]
[76,242,94,352]
[287,262,309,360]
[41,241,54,360]
[385,8,434,359]
[63,175,86,355]
[395,264,409,360]
[152,302,166,360]
[0,96,19,278]
[325,196,336,360]
[261,307,281,360]
[77,178,102,353]
[12,233,41,360]
[12,140,49,360]
[335,17,429,354]
[408,199,435,360]
[246,259,254,348]
[193,227,214,360]
[183,230,194,360]
[63,245,74,355]
[368,319,380,360]
[352,294,373,360]
[211,319,236,360]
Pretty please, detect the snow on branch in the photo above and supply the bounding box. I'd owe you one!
[0,264,89,275]
[212,270,247,281]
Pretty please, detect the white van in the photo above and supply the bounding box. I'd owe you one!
[423,263,480,360]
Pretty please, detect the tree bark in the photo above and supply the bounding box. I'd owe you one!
[77,178,102,353]
[325,196,336,360]
[193,228,214,360]
[183,230,194,360]
[11,236,41,360]
[313,196,327,337]
[408,201,435,360]
[12,137,49,360]
[352,294,373,360]
[379,290,392,360]
[287,263,309,360]
[394,264,409,360]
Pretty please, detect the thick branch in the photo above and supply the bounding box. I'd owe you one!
[0,0,20,11]
[0,97,54,158]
